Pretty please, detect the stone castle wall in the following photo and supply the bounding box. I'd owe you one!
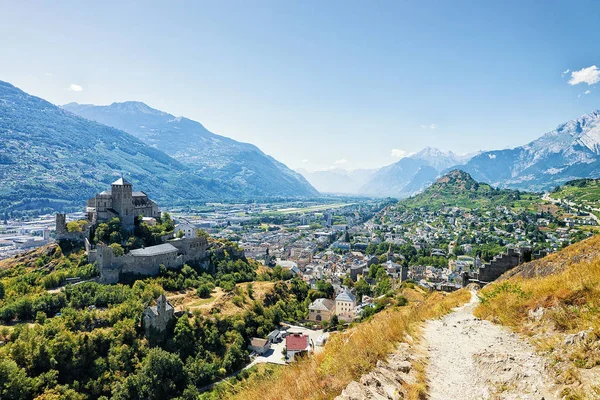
[55,213,89,243]
[97,236,210,284]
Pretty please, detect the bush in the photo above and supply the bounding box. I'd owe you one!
[197,285,212,298]
[109,243,125,257]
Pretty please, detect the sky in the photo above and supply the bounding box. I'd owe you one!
[1,0,599,172]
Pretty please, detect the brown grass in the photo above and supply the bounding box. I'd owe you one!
[475,237,600,396]
[228,289,471,400]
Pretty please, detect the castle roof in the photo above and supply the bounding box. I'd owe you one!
[112,177,132,186]
[130,243,178,257]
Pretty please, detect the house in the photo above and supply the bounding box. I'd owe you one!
[275,260,300,275]
[175,222,197,238]
[335,289,357,322]
[248,338,271,355]
[308,298,335,323]
[142,294,174,337]
[285,333,310,362]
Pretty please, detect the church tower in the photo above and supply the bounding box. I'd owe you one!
[111,177,135,232]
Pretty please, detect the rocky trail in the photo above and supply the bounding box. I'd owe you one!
[336,291,559,400]
[423,292,557,400]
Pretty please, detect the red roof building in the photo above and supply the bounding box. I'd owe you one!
[285,333,310,352]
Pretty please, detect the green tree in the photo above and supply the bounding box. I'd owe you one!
[136,348,185,400]
[109,243,125,257]
[354,279,371,298]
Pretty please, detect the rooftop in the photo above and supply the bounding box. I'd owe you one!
[112,177,132,186]
[309,298,335,311]
[130,243,178,257]
[336,289,357,303]
[285,334,309,352]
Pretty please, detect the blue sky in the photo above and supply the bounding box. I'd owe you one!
[1,0,599,171]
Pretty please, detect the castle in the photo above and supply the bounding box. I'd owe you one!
[86,177,160,232]
[55,179,211,284]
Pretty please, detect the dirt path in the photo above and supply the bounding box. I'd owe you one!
[423,292,557,400]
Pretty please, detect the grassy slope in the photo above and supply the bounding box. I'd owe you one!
[475,235,600,398]
[398,170,541,211]
[226,288,471,400]
[550,179,600,218]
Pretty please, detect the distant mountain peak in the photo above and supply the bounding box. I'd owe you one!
[107,101,170,116]
[61,99,318,197]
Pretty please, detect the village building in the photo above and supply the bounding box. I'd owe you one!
[142,294,174,337]
[175,222,197,238]
[307,298,335,323]
[248,338,271,355]
[335,289,357,322]
[285,333,310,362]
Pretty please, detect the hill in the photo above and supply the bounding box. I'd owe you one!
[549,178,600,217]
[459,110,600,192]
[397,169,537,210]
[0,80,236,213]
[359,147,475,198]
[475,234,600,398]
[62,101,318,198]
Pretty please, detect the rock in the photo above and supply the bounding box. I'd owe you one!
[528,307,544,321]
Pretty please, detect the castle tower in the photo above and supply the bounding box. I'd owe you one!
[111,177,134,232]
[55,213,67,236]
[157,294,167,313]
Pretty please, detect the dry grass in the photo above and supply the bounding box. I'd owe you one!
[228,289,470,400]
[475,237,600,397]
[475,255,600,335]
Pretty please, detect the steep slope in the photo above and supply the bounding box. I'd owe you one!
[475,234,600,398]
[359,147,475,198]
[0,80,226,212]
[459,110,600,191]
[62,101,318,197]
[297,168,377,194]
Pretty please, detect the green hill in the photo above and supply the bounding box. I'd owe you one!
[549,178,600,216]
[398,170,539,210]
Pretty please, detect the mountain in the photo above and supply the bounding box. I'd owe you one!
[398,169,527,209]
[62,101,318,197]
[297,168,377,194]
[0,80,233,212]
[458,110,600,191]
[359,147,475,198]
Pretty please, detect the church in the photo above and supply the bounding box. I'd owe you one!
[86,178,161,232]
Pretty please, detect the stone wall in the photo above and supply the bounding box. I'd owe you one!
[96,236,210,284]
[55,213,89,243]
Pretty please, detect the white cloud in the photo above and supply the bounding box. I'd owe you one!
[568,66,600,86]
[420,124,437,130]
[45,72,53,76]
[334,159,348,165]
[561,69,570,77]
[67,83,83,92]
[301,159,308,163]
[585,90,592,95]
[391,148,407,158]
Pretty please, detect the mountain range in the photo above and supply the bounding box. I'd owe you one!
[457,110,600,191]
[358,147,475,197]
[61,101,317,198]
[0,80,316,213]
[302,110,600,198]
